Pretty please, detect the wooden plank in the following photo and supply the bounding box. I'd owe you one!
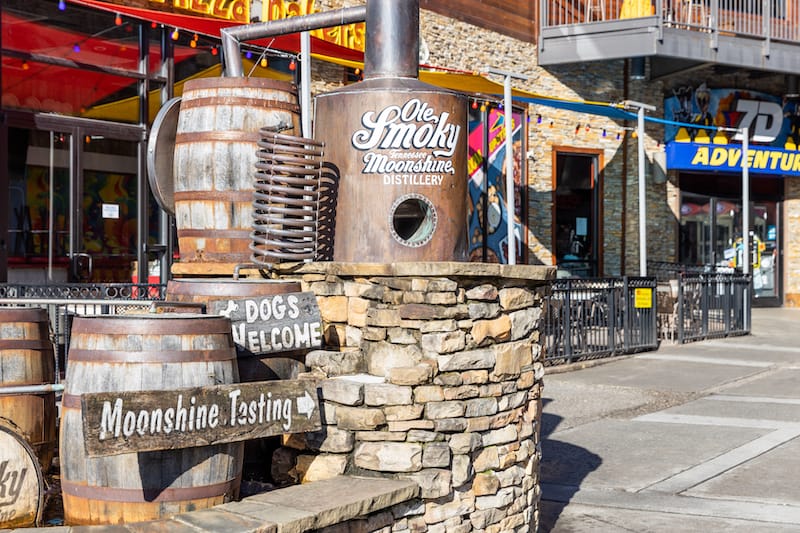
[81,379,321,457]
[207,292,323,356]
[420,0,537,42]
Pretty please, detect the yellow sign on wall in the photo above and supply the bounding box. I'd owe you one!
[263,0,365,51]
[634,288,653,309]
[168,0,249,22]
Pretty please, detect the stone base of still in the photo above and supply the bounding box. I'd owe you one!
[269,261,554,533]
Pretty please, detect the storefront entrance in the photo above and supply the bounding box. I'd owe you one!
[554,151,601,277]
[678,173,783,306]
[2,112,147,283]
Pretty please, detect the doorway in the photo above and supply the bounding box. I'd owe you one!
[679,192,782,306]
[554,151,601,277]
[3,113,147,283]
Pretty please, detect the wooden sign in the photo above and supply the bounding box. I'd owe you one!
[81,379,321,457]
[0,423,43,528]
[208,292,323,356]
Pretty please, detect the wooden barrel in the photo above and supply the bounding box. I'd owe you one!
[0,421,45,528]
[165,278,305,381]
[0,308,57,473]
[174,77,301,264]
[59,314,243,525]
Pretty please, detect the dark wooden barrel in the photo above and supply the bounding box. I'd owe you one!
[0,421,45,528]
[59,314,243,525]
[166,279,309,481]
[174,77,301,264]
[165,278,305,381]
[0,308,57,473]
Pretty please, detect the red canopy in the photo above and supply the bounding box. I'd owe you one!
[68,0,365,62]
[2,11,196,116]
[2,0,364,117]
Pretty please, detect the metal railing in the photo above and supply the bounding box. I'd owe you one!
[544,277,659,365]
[676,273,751,342]
[0,282,167,381]
[542,0,800,43]
[649,262,751,342]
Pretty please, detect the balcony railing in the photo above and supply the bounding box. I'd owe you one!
[541,0,800,43]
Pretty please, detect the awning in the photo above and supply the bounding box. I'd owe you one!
[83,60,292,121]
[311,53,640,120]
[68,0,365,62]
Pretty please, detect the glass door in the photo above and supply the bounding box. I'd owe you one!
[4,125,72,282]
[555,152,600,277]
[4,113,146,283]
[752,201,780,304]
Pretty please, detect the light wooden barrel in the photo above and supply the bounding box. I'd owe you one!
[174,77,301,264]
[0,421,45,528]
[0,308,57,473]
[59,314,243,525]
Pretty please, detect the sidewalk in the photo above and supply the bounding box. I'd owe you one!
[539,307,800,532]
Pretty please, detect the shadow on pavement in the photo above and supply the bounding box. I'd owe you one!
[538,398,602,532]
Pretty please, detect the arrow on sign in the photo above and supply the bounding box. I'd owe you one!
[297,391,316,419]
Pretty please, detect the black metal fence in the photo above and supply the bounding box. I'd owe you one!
[543,277,659,365]
[648,262,751,343]
[0,282,167,379]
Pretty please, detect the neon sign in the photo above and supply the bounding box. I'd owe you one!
[160,0,248,22]
[264,0,365,51]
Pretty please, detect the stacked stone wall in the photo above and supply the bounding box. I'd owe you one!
[269,262,552,532]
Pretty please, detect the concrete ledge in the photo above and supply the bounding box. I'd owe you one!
[270,261,556,282]
[5,476,419,533]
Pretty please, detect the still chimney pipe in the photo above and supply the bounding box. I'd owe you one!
[364,0,419,79]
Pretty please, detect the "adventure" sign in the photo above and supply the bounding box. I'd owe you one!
[81,379,321,456]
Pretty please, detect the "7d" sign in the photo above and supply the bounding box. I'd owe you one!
[732,99,783,143]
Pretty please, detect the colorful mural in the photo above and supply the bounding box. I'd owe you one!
[467,106,525,264]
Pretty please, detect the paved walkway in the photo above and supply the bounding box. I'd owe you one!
[539,307,800,532]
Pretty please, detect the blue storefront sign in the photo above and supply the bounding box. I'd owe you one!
[663,85,800,176]
[666,143,800,176]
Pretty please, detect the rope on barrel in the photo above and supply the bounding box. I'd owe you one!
[251,128,325,265]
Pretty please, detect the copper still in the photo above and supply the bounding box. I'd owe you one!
[313,0,468,262]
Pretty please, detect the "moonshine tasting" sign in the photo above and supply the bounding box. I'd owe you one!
[81,379,321,456]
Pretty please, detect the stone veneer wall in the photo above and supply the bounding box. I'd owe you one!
[269,262,553,532]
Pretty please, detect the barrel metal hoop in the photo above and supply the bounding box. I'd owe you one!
[71,317,232,335]
[178,97,299,113]
[173,190,254,202]
[177,229,253,239]
[60,393,80,409]
[66,348,235,364]
[0,339,52,350]
[175,130,262,144]
[61,475,241,503]
[0,309,49,321]
[184,76,296,92]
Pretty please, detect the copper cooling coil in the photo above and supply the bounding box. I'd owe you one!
[256,150,323,164]
[252,130,326,265]
[253,191,320,206]
[254,165,323,177]
[251,226,317,239]
[258,130,324,147]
